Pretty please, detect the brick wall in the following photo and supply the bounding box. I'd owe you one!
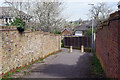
[0,26,61,76]
[96,10,120,78]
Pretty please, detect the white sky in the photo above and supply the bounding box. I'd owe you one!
[62,1,118,21]
[0,0,119,21]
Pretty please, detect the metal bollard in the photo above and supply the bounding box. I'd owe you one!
[81,45,84,53]
[70,46,72,53]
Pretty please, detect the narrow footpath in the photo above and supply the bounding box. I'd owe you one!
[11,48,94,78]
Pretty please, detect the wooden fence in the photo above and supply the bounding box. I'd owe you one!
[64,37,91,48]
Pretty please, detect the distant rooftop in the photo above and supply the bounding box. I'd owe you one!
[74,25,89,31]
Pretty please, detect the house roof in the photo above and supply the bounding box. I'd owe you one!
[74,25,89,31]
[61,28,69,32]
[0,7,32,19]
[61,28,71,34]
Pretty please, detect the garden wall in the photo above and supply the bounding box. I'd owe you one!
[0,26,61,76]
[96,10,120,78]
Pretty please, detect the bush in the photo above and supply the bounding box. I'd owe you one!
[6,22,9,26]
[11,17,25,33]
[61,43,64,47]
[85,48,91,52]
[54,30,62,35]
[61,39,64,47]
[85,28,97,37]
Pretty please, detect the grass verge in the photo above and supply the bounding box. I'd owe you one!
[92,51,105,78]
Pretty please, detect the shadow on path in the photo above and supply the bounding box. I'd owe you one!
[29,53,93,78]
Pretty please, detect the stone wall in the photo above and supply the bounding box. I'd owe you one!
[96,10,120,78]
[0,26,61,76]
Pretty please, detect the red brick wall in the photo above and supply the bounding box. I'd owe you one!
[96,10,120,79]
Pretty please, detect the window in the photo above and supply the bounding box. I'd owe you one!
[67,34,71,37]
[75,31,82,36]
[62,34,65,37]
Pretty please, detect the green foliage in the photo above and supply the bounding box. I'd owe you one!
[16,69,20,72]
[24,71,28,75]
[71,21,79,27]
[40,58,43,61]
[54,30,62,35]
[11,17,25,28]
[6,22,9,26]
[31,28,35,31]
[92,52,105,77]
[61,39,64,47]
[4,71,15,78]
[11,17,25,32]
[84,48,91,52]
[61,42,63,47]
[3,51,61,78]
[85,28,97,37]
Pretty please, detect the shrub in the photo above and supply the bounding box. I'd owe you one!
[85,28,97,37]
[54,30,62,35]
[16,69,20,72]
[61,39,64,47]
[6,22,9,26]
[11,17,25,33]
[85,48,91,52]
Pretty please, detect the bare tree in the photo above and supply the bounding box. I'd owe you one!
[4,1,32,26]
[33,1,65,32]
[3,0,65,32]
[89,2,113,27]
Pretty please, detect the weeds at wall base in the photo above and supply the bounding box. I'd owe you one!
[92,52,105,78]
[2,50,61,78]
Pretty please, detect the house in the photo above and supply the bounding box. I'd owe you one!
[72,25,89,36]
[0,7,32,26]
[61,28,71,39]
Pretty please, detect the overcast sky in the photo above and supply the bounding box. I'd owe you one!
[0,0,119,21]
[62,1,118,21]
